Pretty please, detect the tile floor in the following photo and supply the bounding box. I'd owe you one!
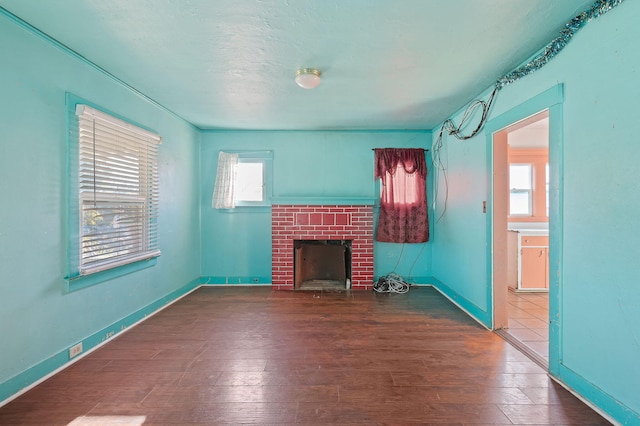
[506,290,549,363]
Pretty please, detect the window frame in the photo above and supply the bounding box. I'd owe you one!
[506,148,549,221]
[545,162,550,217]
[219,150,273,210]
[234,157,268,207]
[65,94,161,289]
[509,163,533,217]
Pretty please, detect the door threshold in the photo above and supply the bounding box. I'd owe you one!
[495,329,548,370]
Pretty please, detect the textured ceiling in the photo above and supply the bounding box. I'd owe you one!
[0,0,595,130]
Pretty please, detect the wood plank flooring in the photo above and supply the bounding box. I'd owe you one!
[0,286,610,425]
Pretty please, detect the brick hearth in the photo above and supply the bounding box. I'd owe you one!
[271,205,374,290]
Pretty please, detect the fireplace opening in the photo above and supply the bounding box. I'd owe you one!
[294,240,352,290]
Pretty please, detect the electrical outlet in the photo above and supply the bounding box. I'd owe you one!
[69,342,83,359]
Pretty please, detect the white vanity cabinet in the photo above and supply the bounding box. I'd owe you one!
[507,229,549,291]
[519,234,549,290]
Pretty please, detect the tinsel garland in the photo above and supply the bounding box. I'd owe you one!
[440,0,625,140]
[496,0,625,88]
[433,0,625,222]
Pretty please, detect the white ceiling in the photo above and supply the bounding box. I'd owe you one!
[0,0,595,130]
[508,114,549,149]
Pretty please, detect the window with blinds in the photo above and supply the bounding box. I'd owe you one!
[76,105,161,275]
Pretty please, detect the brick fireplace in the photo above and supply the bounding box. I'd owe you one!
[271,204,374,290]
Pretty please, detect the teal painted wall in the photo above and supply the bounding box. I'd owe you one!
[0,12,201,399]
[200,131,433,283]
[431,2,640,422]
[4,1,637,422]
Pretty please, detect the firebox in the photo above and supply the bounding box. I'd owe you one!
[294,240,352,290]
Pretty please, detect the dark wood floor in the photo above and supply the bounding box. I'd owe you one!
[0,286,609,425]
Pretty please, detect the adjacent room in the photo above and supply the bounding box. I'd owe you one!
[1,0,638,424]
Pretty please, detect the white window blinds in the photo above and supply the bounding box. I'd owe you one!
[76,105,161,275]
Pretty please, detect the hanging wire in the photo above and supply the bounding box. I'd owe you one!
[432,0,625,223]
[373,243,411,294]
[374,0,625,289]
[390,243,405,274]
[374,241,432,294]
[441,86,499,142]
[407,242,428,282]
[432,86,498,223]
[373,272,410,294]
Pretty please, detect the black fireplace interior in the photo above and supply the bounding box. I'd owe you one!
[294,240,352,290]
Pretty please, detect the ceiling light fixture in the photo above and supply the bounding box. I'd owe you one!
[295,68,321,89]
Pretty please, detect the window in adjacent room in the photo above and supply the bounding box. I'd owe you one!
[75,104,161,275]
[545,163,550,217]
[212,151,272,209]
[509,163,533,216]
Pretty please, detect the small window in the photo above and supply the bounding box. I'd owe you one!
[212,151,272,209]
[235,160,265,205]
[509,164,532,216]
[75,105,161,275]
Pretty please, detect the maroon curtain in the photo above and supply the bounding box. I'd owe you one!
[375,148,429,243]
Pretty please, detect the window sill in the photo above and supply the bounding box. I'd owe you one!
[65,257,158,292]
[217,206,272,213]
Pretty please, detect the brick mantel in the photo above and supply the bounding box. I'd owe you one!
[271,205,374,290]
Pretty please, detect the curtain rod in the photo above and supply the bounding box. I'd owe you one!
[371,149,429,152]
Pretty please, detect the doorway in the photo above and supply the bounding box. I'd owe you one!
[492,110,550,367]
